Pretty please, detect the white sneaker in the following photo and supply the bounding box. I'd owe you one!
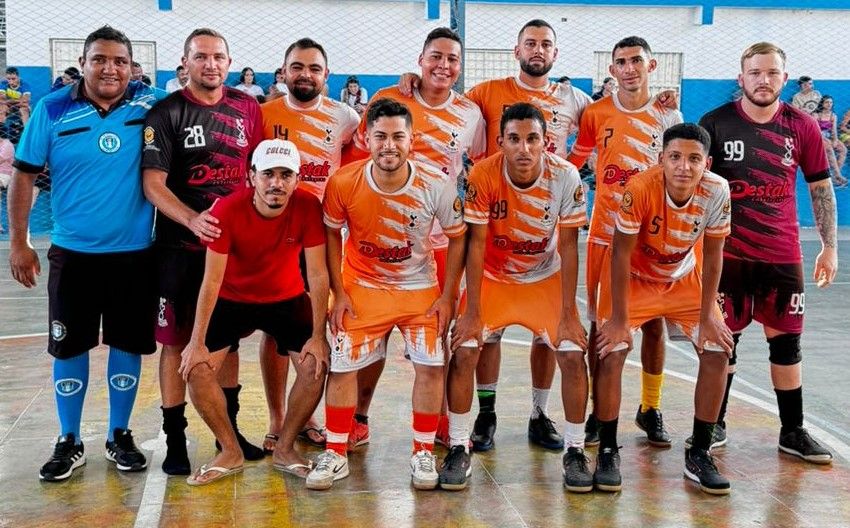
[410,450,438,490]
[306,449,349,490]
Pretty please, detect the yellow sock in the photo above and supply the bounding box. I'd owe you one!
[641,371,663,412]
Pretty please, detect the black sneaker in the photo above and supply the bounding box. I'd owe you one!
[778,426,833,464]
[471,412,496,452]
[39,434,86,482]
[685,422,727,450]
[105,428,148,472]
[684,447,731,495]
[593,447,622,492]
[584,414,600,447]
[562,447,593,493]
[528,408,564,450]
[635,406,672,447]
[439,445,472,491]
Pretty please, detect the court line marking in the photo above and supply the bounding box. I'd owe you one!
[134,431,169,528]
[0,296,47,300]
[476,456,530,528]
[0,332,48,340]
[0,388,43,446]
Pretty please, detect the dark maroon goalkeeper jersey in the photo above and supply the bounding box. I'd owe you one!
[699,100,829,264]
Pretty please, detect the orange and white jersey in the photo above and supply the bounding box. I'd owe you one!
[571,95,682,246]
[324,159,466,290]
[465,151,587,284]
[616,165,730,283]
[466,77,592,157]
[261,94,360,200]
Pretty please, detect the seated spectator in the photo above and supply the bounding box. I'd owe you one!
[165,65,189,93]
[813,95,847,187]
[234,67,265,99]
[340,75,367,115]
[557,75,571,88]
[51,67,81,92]
[592,77,616,100]
[131,61,152,86]
[0,101,25,145]
[0,67,31,122]
[791,76,821,115]
[839,109,850,150]
[266,68,288,101]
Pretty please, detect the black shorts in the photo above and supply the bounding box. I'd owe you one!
[719,258,805,334]
[47,245,157,359]
[205,294,313,355]
[155,247,205,346]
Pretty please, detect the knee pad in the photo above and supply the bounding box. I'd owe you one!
[728,333,740,367]
[767,333,801,366]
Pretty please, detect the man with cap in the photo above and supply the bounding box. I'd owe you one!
[179,138,330,485]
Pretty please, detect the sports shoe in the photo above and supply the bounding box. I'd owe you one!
[435,415,449,448]
[635,406,672,447]
[306,450,349,490]
[39,434,86,482]
[685,422,727,450]
[584,414,600,447]
[684,447,731,495]
[528,408,565,450]
[348,420,370,451]
[439,445,472,491]
[593,447,622,492]
[562,447,593,493]
[471,412,496,452]
[410,450,439,490]
[105,428,147,472]
[778,426,833,464]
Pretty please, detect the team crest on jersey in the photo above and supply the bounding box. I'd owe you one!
[55,378,83,397]
[573,185,586,205]
[235,118,248,148]
[621,190,634,212]
[445,131,460,153]
[463,181,477,203]
[452,196,463,218]
[51,320,67,342]
[405,213,421,232]
[323,128,335,147]
[782,137,795,167]
[144,126,155,145]
[649,133,661,152]
[722,200,731,216]
[109,374,138,391]
[541,204,554,226]
[548,110,563,131]
[98,132,121,153]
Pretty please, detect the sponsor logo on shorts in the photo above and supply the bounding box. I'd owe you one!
[55,378,83,397]
[98,132,121,154]
[157,298,169,328]
[109,374,138,391]
[51,320,67,342]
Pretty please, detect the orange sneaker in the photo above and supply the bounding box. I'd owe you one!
[348,420,370,451]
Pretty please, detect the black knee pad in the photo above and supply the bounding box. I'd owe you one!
[767,333,801,366]
[729,333,740,367]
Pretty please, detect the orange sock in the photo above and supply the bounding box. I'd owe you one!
[325,405,355,456]
[412,411,440,452]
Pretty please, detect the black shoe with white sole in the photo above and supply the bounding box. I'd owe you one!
[105,428,148,472]
[40,434,86,482]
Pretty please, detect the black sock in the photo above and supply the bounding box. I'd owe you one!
[599,418,619,450]
[354,413,369,425]
[775,386,803,434]
[477,390,496,414]
[717,372,735,426]
[691,417,716,451]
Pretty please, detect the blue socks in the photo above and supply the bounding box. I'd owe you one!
[107,347,141,441]
[54,352,90,444]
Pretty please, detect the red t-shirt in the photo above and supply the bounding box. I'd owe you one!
[207,186,325,303]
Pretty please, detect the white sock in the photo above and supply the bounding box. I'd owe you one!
[531,387,550,419]
[477,382,497,392]
[448,411,471,453]
[563,420,585,449]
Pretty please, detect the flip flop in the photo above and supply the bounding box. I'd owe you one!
[273,460,313,478]
[263,434,280,455]
[186,464,244,486]
[297,426,326,447]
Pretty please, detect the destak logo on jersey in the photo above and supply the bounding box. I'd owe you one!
[358,240,414,263]
[728,180,790,203]
[300,161,331,183]
[492,235,549,255]
[640,244,689,265]
[602,164,641,186]
[188,164,243,185]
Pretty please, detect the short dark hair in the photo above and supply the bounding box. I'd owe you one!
[518,19,556,43]
[662,123,711,154]
[556,76,571,83]
[175,65,185,73]
[612,36,651,58]
[83,26,133,60]
[499,102,546,136]
[346,75,359,86]
[183,28,229,58]
[239,67,254,84]
[284,38,328,67]
[423,27,463,52]
[365,98,413,129]
[4,67,18,76]
[815,94,833,113]
[63,67,81,79]
[797,75,812,85]
[602,77,613,84]
[132,61,141,68]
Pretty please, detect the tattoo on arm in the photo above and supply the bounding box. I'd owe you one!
[810,183,837,248]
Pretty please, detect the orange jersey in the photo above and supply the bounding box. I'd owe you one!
[323,159,466,290]
[616,165,731,283]
[261,94,360,200]
[466,77,591,157]
[465,152,587,284]
[571,96,682,245]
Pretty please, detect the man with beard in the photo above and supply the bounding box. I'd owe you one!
[698,42,837,464]
[258,38,361,453]
[178,139,330,485]
[142,27,265,476]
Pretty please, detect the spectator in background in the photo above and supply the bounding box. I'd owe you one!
[592,77,616,100]
[340,75,367,115]
[266,68,288,101]
[131,62,153,86]
[51,67,81,92]
[791,76,820,115]
[0,67,32,122]
[812,95,847,187]
[838,108,850,151]
[557,76,572,88]
[0,99,26,145]
[234,67,265,99]
[164,65,189,93]
[0,115,15,233]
